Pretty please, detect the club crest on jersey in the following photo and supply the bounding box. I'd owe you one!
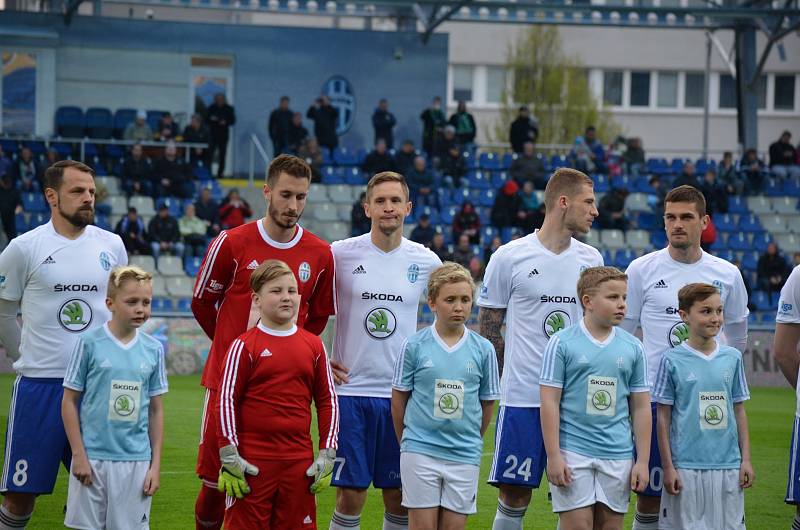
[407,264,419,284]
[543,310,570,338]
[99,251,112,272]
[298,262,311,283]
[669,322,689,347]
[59,299,93,333]
[364,307,396,339]
[712,279,723,296]
[0,275,5,289]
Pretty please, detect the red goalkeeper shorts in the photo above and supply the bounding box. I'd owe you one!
[196,388,221,484]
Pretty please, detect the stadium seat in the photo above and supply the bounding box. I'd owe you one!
[151,276,169,298]
[308,183,328,202]
[752,291,773,312]
[625,193,650,212]
[772,196,798,215]
[714,213,737,233]
[634,212,657,231]
[130,255,156,273]
[85,107,113,139]
[752,232,773,253]
[467,171,491,190]
[151,297,174,313]
[440,206,457,224]
[747,196,772,215]
[14,213,28,234]
[146,110,167,133]
[21,192,47,213]
[614,249,636,269]
[50,141,74,158]
[715,249,736,263]
[184,256,202,277]
[600,229,626,250]
[55,106,85,138]
[23,141,46,156]
[129,196,156,218]
[784,179,800,198]
[95,176,120,196]
[28,213,49,228]
[451,188,470,206]
[332,147,359,166]
[727,233,751,251]
[94,215,111,232]
[584,230,601,249]
[593,175,610,193]
[626,230,651,252]
[176,298,192,312]
[764,178,784,197]
[481,226,498,244]
[479,189,495,208]
[740,251,759,271]
[319,222,349,242]
[502,153,516,169]
[785,215,800,234]
[651,231,667,248]
[727,196,749,214]
[321,166,345,185]
[108,196,128,216]
[311,203,339,222]
[327,184,353,204]
[416,206,440,225]
[113,108,137,139]
[337,204,351,222]
[709,233,728,252]
[0,139,19,155]
[158,256,185,277]
[166,276,194,298]
[157,196,184,217]
[601,249,614,265]
[761,214,789,234]
[776,234,800,254]
[500,227,521,243]
[491,172,509,189]
[738,214,763,233]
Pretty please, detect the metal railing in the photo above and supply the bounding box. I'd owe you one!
[248,133,270,186]
[1,135,208,163]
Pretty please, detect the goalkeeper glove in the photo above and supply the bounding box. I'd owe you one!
[217,444,259,499]
[305,447,336,494]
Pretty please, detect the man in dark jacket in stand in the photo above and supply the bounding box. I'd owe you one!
[509,106,539,153]
[268,96,293,156]
[207,93,236,178]
[307,95,339,152]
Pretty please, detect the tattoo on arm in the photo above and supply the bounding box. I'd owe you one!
[479,307,507,376]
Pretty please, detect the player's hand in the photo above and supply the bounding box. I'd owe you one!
[630,461,649,493]
[546,455,571,487]
[217,445,259,499]
[143,466,160,496]
[663,466,683,495]
[71,454,93,486]
[739,460,755,489]
[329,360,350,385]
[306,447,336,494]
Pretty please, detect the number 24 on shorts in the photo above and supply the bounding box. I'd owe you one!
[503,455,533,482]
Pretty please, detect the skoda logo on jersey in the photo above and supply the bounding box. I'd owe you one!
[113,394,136,417]
[59,299,93,333]
[704,404,724,425]
[99,251,112,272]
[364,307,396,339]
[298,262,311,283]
[668,322,689,347]
[438,393,460,415]
[407,264,420,284]
[591,390,612,411]
[323,76,356,135]
[712,279,723,296]
[543,310,570,338]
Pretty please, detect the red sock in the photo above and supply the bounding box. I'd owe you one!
[195,483,225,530]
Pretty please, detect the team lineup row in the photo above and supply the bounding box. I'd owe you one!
[0,156,798,530]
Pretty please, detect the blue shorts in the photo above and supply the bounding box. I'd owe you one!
[1,376,71,494]
[488,406,547,489]
[331,396,401,489]
[786,416,800,504]
[635,402,663,498]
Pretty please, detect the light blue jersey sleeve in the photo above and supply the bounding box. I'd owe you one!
[630,341,650,392]
[731,353,750,403]
[392,339,415,391]
[148,345,169,397]
[63,338,89,392]
[652,356,675,405]
[479,342,501,401]
[539,335,565,388]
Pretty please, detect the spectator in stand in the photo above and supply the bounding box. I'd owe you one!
[606,136,626,176]
[124,110,153,142]
[268,96,293,156]
[306,95,339,152]
[622,137,646,177]
[407,156,436,208]
[350,191,370,236]
[0,146,11,178]
[287,112,309,155]
[490,180,523,230]
[394,140,417,176]
[148,203,184,264]
[207,93,236,179]
[757,242,789,298]
[509,141,547,189]
[94,180,112,217]
[45,148,59,168]
[372,99,397,149]
[420,96,447,157]
[649,175,667,225]
[182,113,210,166]
[153,141,192,198]
[449,101,476,147]
[597,187,629,231]
[700,169,728,216]
[10,147,41,191]
[519,180,544,233]
[361,139,396,176]
[583,126,607,174]
[0,175,22,242]
[452,201,480,245]
[155,112,180,142]
[739,148,765,194]
[483,235,502,264]
[115,207,149,255]
[410,213,435,247]
[509,106,539,154]
[769,131,800,179]
[429,232,452,262]
[732,259,757,313]
[179,203,208,258]
[194,187,221,237]
[297,137,323,182]
[440,145,467,188]
[452,233,481,278]
[218,188,252,230]
[717,151,743,195]
[672,161,700,190]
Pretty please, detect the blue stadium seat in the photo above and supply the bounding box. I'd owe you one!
[601,249,614,265]
[185,256,202,277]
[550,154,568,169]
[784,179,800,198]
[593,174,610,193]
[481,226,498,244]
[764,178,784,197]
[651,231,667,248]
[714,213,737,232]
[479,153,501,171]
[727,233,751,251]
[23,141,46,156]
[760,312,776,324]
[479,189,495,208]
[332,147,358,166]
[440,206,457,224]
[50,142,74,158]
[634,212,657,231]
[105,144,125,159]
[752,232,773,253]
[416,206,440,225]
[670,158,686,174]
[146,110,167,133]
[467,171,490,189]
[502,153,516,170]
[321,166,345,184]
[193,165,211,181]
[113,108,137,139]
[29,212,50,228]
[634,177,655,194]
[85,143,100,158]
[436,188,452,208]
[740,251,759,271]
[22,192,47,213]
[476,206,490,226]
[738,214,763,232]
[709,233,728,252]
[55,106,85,138]
[614,249,636,269]
[176,298,192,312]
[752,291,774,312]
[728,196,749,214]
[85,107,114,139]
[610,175,633,190]
[695,158,715,175]
[646,158,668,175]
[491,171,509,189]
[344,168,364,185]
[152,297,174,312]
[94,215,111,231]
[451,188,469,206]
[500,227,522,243]
[158,197,184,217]
[0,139,19,155]
[715,249,736,263]
[14,213,27,234]
[462,152,478,170]
[748,312,760,325]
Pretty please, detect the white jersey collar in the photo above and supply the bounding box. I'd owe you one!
[680,340,720,361]
[46,220,91,243]
[256,322,298,336]
[431,323,469,353]
[257,219,303,249]
[530,230,574,259]
[579,319,616,347]
[103,323,140,350]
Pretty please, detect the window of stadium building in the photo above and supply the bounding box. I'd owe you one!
[719,73,766,109]
[657,71,678,108]
[630,71,651,107]
[603,71,623,106]
[774,75,796,111]
[452,65,474,103]
[684,72,705,108]
[486,66,506,104]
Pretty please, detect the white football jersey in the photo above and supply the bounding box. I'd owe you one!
[776,265,800,416]
[0,222,127,378]
[331,234,441,398]
[477,232,603,407]
[625,248,749,389]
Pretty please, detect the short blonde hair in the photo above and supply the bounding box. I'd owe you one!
[250,259,295,293]
[365,171,409,202]
[577,266,627,308]
[427,262,475,302]
[678,283,719,312]
[543,168,593,212]
[107,265,153,299]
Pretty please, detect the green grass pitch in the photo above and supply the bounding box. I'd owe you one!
[1,374,796,529]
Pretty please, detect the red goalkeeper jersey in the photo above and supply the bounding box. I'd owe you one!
[216,323,339,459]
[192,220,335,390]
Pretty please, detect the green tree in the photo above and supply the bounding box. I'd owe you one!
[492,26,621,147]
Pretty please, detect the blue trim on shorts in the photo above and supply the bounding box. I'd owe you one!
[331,396,401,489]
[634,402,663,497]
[786,416,800,504]
[1,376,71,494]
[487,406,547,489]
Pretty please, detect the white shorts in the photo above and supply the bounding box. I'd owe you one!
[549,450,633,514]
[65,459,152,530]
[660,468,745,530]
[400,452,479,515]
